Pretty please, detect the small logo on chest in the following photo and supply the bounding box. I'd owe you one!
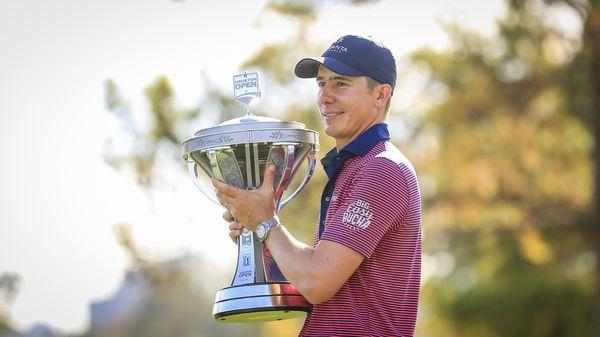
[342,199,373,230]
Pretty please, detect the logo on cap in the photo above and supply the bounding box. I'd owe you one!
[326,42,348,54]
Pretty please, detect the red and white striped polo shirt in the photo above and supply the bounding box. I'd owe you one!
[300,140,422,337]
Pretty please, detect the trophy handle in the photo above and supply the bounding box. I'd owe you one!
[277,148,317,212]
[187,160,221,206]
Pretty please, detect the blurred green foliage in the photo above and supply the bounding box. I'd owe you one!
[80,224,265,337]
[412,0,598,336]
[0,273,19,336]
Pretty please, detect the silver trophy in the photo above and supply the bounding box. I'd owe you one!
[183,72,319,322]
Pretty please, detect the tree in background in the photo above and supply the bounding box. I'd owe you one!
[0,273,20,336]
[412,0,597,335]
[78,224,262,337]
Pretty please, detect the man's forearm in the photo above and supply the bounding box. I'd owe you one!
[264,224,329,303]
[263,223,363,304]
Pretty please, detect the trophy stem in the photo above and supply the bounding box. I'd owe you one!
[231,229,266,286]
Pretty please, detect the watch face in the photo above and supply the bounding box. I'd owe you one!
[257,225,266,239]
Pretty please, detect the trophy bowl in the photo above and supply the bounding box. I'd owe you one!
[183,114,319,323]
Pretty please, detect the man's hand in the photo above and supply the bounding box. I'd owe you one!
[212,164,277,232]
[223,210,243,244]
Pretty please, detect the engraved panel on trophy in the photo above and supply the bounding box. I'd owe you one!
[190,151,212,177]
[216,148,246,189]
[266,146,286,190]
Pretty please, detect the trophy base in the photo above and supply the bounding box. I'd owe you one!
[213,282,311,323]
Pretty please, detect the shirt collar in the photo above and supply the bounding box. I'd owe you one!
[320,123,390,178]
[339,123,390,156]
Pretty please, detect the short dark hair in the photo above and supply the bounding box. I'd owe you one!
[366,77,392,117]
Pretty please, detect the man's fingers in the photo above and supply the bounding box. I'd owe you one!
[212,178,238,197]
[228,221,243,244]
[261,164,276,191]
[229,229,242,244]
[222,210,234,222]
[229,221,242,230]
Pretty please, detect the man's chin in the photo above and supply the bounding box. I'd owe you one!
[323,126,337,137]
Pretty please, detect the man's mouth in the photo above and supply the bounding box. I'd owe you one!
[322,111,345,118]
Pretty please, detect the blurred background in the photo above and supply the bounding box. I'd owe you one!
[0,0,597,336]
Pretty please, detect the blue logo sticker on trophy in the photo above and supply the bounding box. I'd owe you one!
[183,71,319,323]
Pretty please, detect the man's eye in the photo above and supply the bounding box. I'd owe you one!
[337,82,348,87]
[317,82,325,87]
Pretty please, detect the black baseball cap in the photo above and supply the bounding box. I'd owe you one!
[294,35,396,91]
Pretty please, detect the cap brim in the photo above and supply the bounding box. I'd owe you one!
[294,57,365,78]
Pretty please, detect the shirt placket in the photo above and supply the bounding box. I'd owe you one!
[319,155,352,239]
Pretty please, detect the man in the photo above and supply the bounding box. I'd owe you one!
[213,35,421,337]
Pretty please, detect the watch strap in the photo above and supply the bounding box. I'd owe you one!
[257,217,280,243]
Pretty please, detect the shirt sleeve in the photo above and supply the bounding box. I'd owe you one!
[320,158,412,259]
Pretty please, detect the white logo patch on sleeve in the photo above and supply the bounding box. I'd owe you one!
[342,199,373,230]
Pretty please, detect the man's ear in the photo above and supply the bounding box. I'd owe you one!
[374,84,392,110]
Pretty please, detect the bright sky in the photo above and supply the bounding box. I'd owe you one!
[0,0,511,333]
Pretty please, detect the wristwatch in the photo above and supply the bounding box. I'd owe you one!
[256,217,280,243]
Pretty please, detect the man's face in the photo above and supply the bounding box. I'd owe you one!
[316,66,380,149]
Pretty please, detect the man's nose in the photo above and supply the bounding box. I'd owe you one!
[318,85,335,106]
